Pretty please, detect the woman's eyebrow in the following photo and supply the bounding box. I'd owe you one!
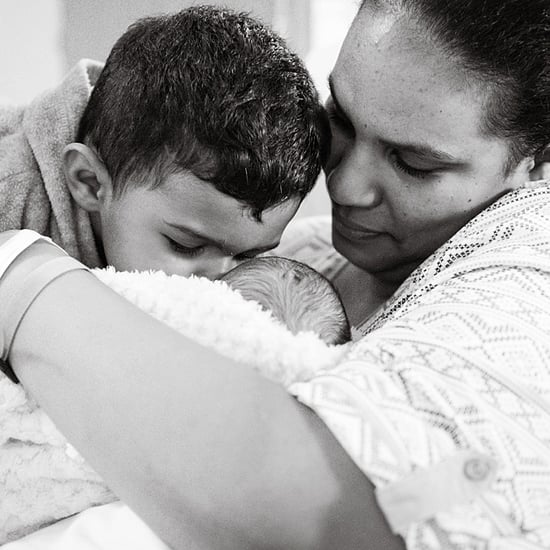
[383,139,463,163]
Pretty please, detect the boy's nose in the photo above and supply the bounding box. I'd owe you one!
[219,256,241,276]
[199,256,240,280]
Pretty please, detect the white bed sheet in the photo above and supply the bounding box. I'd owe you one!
[2,502,170,550]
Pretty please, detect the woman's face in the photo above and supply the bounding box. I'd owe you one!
[326,8,533,283]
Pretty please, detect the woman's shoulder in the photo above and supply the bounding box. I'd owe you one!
[476,179,550,229]
[411,182,550,284]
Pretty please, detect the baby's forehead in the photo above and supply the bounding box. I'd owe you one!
[221,257,277,281]
[222,257,319,288]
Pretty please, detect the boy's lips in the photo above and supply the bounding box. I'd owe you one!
[332,211,383,240]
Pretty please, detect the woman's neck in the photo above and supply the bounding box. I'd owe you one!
[333,262,401,327]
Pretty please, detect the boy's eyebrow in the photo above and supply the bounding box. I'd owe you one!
[165,222,280,256]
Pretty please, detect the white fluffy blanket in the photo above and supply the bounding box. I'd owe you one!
[0,268,349,544]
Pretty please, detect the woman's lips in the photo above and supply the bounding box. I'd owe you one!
[332,213,383,240]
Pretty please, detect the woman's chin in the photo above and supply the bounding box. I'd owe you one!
[333,234,422,284]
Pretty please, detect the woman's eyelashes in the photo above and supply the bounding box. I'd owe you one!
[390,150,435,180]
[326,99,434,180]
[166,236,205,257]
[325,100,436,181]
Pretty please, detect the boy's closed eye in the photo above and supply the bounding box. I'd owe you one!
[165,235,262,262]
[163,218,281,264]
[165,235,206,257]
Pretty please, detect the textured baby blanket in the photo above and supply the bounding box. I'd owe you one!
[0,268,348,544]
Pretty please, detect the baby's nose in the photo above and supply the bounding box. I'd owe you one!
[201,256,241,280]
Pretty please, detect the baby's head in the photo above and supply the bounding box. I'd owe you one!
[221,257,351,345]
[64,6,329,277]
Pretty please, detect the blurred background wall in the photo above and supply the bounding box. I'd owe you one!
[0,0,359,218]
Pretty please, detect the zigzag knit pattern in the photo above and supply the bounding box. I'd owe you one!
[290,184,550,549]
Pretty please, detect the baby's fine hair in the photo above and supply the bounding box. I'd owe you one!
[221,257,351,345]
[78,5,329,219]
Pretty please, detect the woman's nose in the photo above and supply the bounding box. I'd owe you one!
[326,144,383,208]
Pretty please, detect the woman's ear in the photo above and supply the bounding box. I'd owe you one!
[529,145,550,181]
[62,143,113,212]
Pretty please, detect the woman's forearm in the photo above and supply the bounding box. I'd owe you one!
[9,268,402,549]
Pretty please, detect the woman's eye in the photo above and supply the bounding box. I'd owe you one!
[166,237,205,257]
[391,151,435,180]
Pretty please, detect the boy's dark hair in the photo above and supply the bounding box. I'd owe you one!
[221,256,351,345]
[78,5,329,219]
[362,0,550,168]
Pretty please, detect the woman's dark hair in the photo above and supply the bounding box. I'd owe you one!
[78,5,330,219]
[362,0,550,166]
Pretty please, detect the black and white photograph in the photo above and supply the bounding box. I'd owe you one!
[0,1,549,548]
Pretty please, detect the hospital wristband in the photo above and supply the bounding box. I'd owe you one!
[0,230,89,380]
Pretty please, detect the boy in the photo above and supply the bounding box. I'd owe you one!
[221,256,351,345]
[0,6,328,279]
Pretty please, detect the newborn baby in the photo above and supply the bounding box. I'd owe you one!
[221,256,351,345]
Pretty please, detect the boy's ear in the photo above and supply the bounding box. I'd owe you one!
[62,143,113,212]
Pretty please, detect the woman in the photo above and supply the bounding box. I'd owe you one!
[1,0,549,548]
